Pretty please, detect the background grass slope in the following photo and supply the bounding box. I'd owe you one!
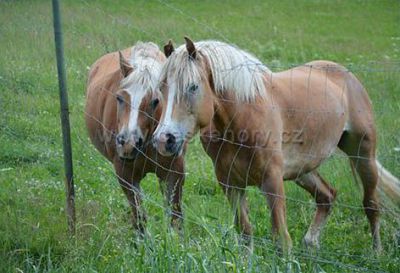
[0,0,399,272]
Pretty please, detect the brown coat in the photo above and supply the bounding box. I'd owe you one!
[85,45,185,231]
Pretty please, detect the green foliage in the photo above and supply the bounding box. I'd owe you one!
[0,0,399,272]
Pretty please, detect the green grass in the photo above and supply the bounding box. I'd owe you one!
[1,0,400,272]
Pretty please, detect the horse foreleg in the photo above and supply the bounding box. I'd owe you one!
[119,178,146,233]
[295,171,337,249]
[261,171,292,255]
[164,176,184,231]
[221,185,253,249]
[114,159,146,233]
[158,170,184,231]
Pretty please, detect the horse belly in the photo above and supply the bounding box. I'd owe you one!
[282,109,346,180]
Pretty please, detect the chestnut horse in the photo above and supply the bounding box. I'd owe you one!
[153,38,400,253]
[85,42,185,232]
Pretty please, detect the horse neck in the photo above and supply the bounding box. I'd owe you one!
[205,68,273,132]
[212,95,254,131]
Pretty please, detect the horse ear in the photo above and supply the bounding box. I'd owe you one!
[164,40,175,57]
[184,36,196,60]
[119,51,133,77]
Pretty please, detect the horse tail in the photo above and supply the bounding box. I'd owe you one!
[375,160,400,206]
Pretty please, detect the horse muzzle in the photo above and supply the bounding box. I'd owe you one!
[153,132,183,157]
[116,134,145,160]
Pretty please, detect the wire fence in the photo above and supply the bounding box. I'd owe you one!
[67,2,400,272]
[2,1,400,272]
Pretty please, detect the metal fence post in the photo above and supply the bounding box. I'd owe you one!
[51,0,75,234]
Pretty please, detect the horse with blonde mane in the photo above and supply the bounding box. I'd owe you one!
[85,42,185,232]
[153,38,400,253]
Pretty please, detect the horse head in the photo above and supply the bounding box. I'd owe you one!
[153,37,216,157]
[115,44,164,160]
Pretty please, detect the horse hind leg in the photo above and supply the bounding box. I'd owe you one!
[338,130,382,252]
[295,171,337,249]
[351,157,382,252]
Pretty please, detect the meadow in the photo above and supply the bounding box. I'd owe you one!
[0,0,399,272]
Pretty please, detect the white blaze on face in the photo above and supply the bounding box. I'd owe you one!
[163,81,177,128]
[154,80,178,140]
[125,83,146,138]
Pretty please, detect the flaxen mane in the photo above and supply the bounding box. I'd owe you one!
[120,42,163,94]
[161,40,271,102]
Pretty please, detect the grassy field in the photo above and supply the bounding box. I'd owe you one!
[1,0,400,272]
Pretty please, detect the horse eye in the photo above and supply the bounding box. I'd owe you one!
[187,84,198,94]
[116,95,124,104]
[150,98,159,109]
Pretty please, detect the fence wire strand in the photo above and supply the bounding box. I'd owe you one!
[2,1,399,272]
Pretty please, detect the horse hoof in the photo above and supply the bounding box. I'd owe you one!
[238,234,253,254]
[169,220,184,238]
[303,236,320,250]
[171,218,183,232]
[373,243,383,255]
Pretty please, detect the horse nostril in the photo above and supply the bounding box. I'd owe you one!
[136,137,143,148]
[165,133,176,151]
[116,135,125,146]
[166,133,176,145]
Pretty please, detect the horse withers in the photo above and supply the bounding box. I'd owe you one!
[153,38,400,253]
[85,42,185,233]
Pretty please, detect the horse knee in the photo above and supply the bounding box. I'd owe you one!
[363,195,379,215]
[312,174,337,211]
[316,185,336,203]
